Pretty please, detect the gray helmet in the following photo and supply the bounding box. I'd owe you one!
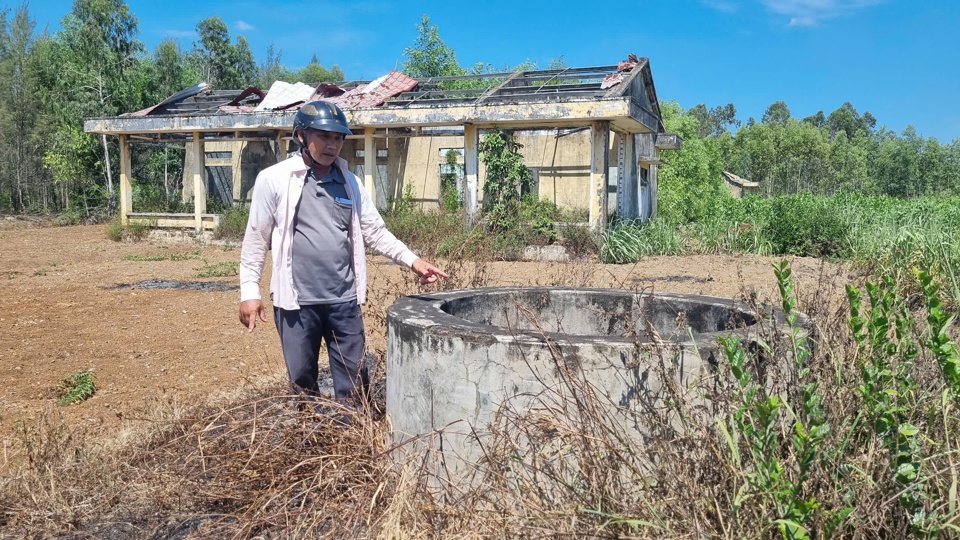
[293,100,352,137]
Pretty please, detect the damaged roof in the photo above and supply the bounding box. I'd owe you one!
[85,55,666,140]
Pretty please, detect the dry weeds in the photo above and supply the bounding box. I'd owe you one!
[1,258,958,539]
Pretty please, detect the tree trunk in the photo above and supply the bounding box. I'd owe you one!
[101,134,114,194]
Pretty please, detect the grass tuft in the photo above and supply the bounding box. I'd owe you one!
[194,260,238,278]
[104,216,151,242]
[56,370,96,406]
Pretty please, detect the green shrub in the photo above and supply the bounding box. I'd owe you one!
[214,206,249,241]
[105,216,151,242]
[57,370,96,406]
[517,195,559,245]
[600,218,682,263]
[195,261,239,278]
[766,194,849,257]
[558,224,598,259]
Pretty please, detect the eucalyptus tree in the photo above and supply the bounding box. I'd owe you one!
[45,0,144,208]
[0,5,49,212]
[149,39,198,101]
[657,101,727,224]
[688,102,739,139]
[190,17,256,90]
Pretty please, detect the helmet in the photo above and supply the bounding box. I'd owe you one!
[293,100,352,137]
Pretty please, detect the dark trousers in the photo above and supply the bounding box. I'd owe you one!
[274,300,369,401]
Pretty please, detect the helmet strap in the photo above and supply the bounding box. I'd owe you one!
[296,129,321,169]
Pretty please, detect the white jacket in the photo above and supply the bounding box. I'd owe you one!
[239,154,418,309]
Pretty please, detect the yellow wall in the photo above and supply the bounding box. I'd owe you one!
[228,129,618,217]
[513,129,592,211]
[376,129,596,212]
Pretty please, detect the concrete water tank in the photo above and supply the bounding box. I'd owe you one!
[385,287,797,475]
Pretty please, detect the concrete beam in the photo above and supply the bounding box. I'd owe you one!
[84,97,656,136]
[128,212,220,230]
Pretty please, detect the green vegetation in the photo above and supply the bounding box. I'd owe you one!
[195,260,238,278]
[600,193,960,309]
[56,370,96,406]
[121,250,201,262]
[105,216,151,242]
[3,6,960,538]
[8,261,957,538]
[212,205,249,241]
[383,129,591,261]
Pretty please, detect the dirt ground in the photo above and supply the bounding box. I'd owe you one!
[0,220,854,450]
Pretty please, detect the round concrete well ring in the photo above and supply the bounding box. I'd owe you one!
[385,286,808,478]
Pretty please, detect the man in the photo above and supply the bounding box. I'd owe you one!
[238,100,447,407]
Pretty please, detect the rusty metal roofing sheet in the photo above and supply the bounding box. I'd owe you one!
[317,70,419,109]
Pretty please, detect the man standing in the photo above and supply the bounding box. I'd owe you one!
[238,100,447,406]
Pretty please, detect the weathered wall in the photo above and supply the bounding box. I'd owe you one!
[216,128,643,221]
[513,129,592,212]
[385,135,464,210]
[182,140,277,206]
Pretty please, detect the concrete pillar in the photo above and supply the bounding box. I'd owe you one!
[231,135,243,206]
[364,127,376,203]
[463,124,479,225]
[118,135,132,226]
[649,163,659,220]
[619,132,637,219]
[589,121,610,231]
[274,131,284,163]
[191,133,206,232]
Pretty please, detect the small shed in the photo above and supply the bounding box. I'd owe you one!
[83,55,682,232]
[721,171,760,198]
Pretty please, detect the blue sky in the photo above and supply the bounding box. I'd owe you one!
[15,0,960,142]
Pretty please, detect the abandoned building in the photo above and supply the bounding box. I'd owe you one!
[83,54,681,232]
[721,170,760,198]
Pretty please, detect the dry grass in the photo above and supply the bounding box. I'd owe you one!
[1,258,958,539]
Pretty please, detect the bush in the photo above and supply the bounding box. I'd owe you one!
[214,206,249,241]
[105,216,151,242]
[517,195,559,245]
[766,194,849,257]
[57,370,96,406]
[558,224,598,259]
[600,218,682,263]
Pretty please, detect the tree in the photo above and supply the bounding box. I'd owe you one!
[478,129,532,230]
[0,5,51,212]
[191,17,255,89]
[803,110,825,128]
[401,15,464,78]
[148,39,197,100]
[296,54,344,84]
[46,0,143,204]
[827,131,871,193]
[827,102,873,140]
[762,101,791,125]
[657,101,727,224]
[256,43,294,88]
[688,103,739,138]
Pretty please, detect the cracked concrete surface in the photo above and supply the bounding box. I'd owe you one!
[386,287,806,477]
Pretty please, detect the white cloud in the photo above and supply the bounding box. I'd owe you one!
[235,20,255,31]
[760,0,885,26]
